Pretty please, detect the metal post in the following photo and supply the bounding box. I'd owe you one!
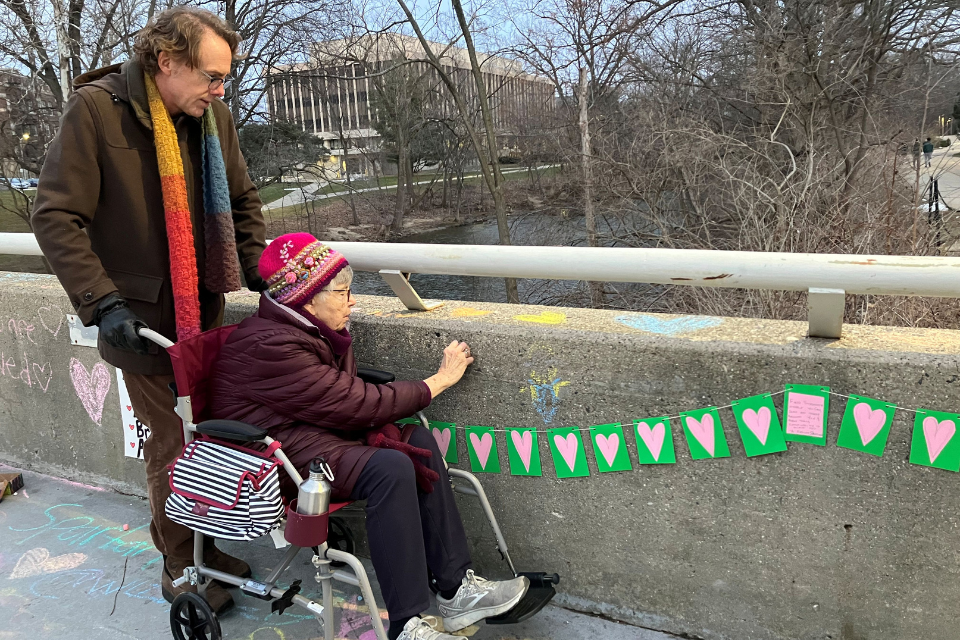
[807,288,845,339]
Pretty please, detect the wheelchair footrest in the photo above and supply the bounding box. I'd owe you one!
[486,572,558,625]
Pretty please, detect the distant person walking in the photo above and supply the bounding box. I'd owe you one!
[913,138,921,169]
[923,138,935,168]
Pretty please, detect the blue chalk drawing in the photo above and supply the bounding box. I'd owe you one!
[615,314,723,336]
[524,367,570,424]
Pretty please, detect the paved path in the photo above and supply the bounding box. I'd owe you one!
[0,465,675,640]
[263,166,555,211]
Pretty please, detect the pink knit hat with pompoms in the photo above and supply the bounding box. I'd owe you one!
[259,233,349,306]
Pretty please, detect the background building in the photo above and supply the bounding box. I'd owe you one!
[267,34,554,178]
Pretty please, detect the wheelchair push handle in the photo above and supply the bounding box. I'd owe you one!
[137,327,174,350]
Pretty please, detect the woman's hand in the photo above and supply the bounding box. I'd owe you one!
[424,340,474,399]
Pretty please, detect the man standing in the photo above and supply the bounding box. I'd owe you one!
[913,138,921,170]
[32,7,266,614]
[923,137,935,168]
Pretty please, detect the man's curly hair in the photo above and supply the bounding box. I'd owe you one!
[133,7,240,75]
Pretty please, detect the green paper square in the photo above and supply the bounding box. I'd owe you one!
[731,394,788,457]
[783,384,830,445]
[428,421,458,464]
[465,426,500,473]
[910,410,960,472]
[633,417,676,464]
[546,427,590,478]
[837,395,896,457]
[395,417,422,425]
[678,407,730,460]
[505,427,542,476]
[589,423,633,472]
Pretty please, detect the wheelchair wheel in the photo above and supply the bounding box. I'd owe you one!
[170,592,222,640]
[427,568,440,595]
[327,516,356,568]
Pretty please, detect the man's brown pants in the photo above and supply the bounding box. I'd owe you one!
[124,371,194,564]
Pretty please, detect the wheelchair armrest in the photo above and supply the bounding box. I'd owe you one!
[357,368,395,384]
[195,419,268,442]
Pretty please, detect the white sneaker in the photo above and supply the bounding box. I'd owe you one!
[436,569,530,632]
[396,616,459,640]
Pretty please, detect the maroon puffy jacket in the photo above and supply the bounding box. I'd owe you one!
[209,293,431,500]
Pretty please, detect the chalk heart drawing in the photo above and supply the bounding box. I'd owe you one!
[513,311,566,325]
[69,358,111,426]
[553,433,579,471]
[923,416,956,463]
[637,422,666,461]
[741,407,771,446]
[595,433,620,467]
[685,414,716,456]
[10,548,87,579]
[37,306,64,337]
[853,403,887,446]
[511,430,534,472]
[452,307,492,318]
[615,314,722,336]
[432,427,451,458]
[469,432,494,469]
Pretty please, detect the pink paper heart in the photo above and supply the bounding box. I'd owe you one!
[553,433,579,471]
[511,430,534,472]
[432,427,451,458]
[636,422,666,461]
[741,407,771,446]
[923,416,956,463]
[853,403,887,446]
[685,414,716,456]
[469,432,493,469]
[595,433,620,467]
[69,358,111,426]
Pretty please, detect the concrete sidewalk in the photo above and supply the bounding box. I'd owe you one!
[0,465,674,640]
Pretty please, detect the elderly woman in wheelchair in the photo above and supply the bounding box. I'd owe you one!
[209,233,529,640]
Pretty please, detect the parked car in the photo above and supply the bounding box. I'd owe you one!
[3,178,31,189]
[28,178,38,187]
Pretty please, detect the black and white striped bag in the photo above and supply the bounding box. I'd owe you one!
[165,439,285,541]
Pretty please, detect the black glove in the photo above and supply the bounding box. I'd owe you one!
[94,294,150,355]
[245,273,268,292]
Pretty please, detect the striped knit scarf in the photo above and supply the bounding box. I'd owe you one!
[144,74,241,341]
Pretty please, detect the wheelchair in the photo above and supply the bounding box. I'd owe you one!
[138,326,559,640]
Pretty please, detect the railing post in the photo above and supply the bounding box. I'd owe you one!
[807,288,845,339]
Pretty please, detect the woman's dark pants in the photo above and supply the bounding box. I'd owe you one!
[350,425,473,620]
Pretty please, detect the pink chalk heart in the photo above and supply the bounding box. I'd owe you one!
[469,432,493,469]
[69,358,111,426]
[511,430,534,472]
[637,422,666,461]
[685,414,716,456]
[741,407,771,446]
[853,403,887,446]
[432,427,451,458]
[595,433,620,467]
[553,433,579,471]
[923,416,956,463]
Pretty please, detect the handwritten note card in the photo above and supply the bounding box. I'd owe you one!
[783,385,830,446]
[118,369,149,460]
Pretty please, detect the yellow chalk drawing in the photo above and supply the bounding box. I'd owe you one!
[9,548,86,579]
[452,307,492,318]
[513,310,566,325]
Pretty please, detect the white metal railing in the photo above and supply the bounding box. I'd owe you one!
[6,232,960,338]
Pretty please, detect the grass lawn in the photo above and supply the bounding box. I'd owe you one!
[257,181,310,204]
[0,193,47,273]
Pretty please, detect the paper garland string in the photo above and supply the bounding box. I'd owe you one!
[390,384,960,477]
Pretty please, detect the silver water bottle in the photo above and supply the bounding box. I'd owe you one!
[297,457,334,516]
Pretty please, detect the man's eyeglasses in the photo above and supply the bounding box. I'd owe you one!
[197,69,233,91]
